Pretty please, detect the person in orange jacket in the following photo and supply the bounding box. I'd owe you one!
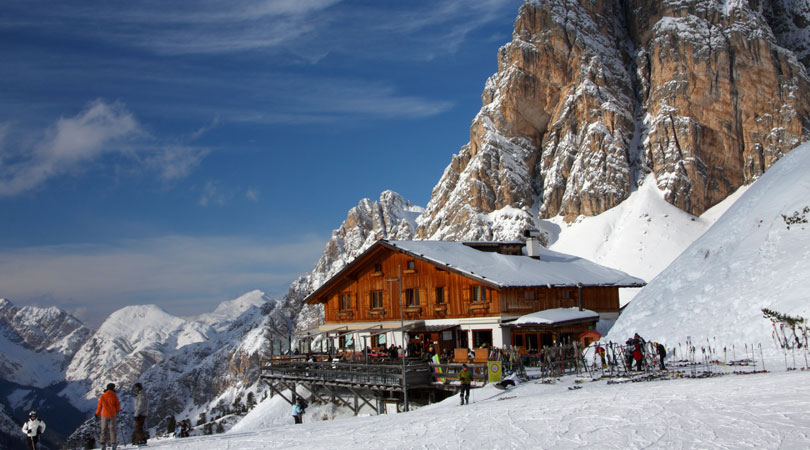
[95,383,121,450]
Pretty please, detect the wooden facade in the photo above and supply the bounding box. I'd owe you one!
[307,241,623,327]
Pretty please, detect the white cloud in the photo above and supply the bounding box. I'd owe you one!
[197,180,261,207]
[198,180,230,207]
[245,188,260,202]
[0,100,213,196]
[145,146,210,182]
[0,233,327,327]
[0,100,141,196]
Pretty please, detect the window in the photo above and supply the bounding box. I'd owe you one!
[339,293,351,310]
[524,291,536,300]
[561,290,571,299]
[471,286,487,302]
[370,290,384,309]
[435,287,445,305]
[472,330,492,348]
[373,263,383,275]
[405,260,416,272]
[339,334,354,349]
[372,334,386,348]
[405,288,420,307]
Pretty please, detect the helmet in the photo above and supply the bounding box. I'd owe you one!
[106,383,116,391]
[29,411,37,417]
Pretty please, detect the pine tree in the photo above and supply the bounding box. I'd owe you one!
[167,416,176,435]
[232,396,244,414]
[246,392,256,410]
[197,412,207,426]
[215,422,225,434]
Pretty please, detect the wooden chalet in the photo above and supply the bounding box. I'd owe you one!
[303,233,645,356]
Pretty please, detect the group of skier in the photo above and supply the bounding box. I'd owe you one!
[22,381,149,450]
[93,382,149,449]
[624,333,668,371]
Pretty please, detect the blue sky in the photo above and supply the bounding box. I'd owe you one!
[0,0,522,328]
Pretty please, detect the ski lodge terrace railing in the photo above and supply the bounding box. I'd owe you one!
[261,356,433,391]
[261,355,488,388]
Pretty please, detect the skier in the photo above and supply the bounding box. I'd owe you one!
[21,410,46,450]
[624,339,634,370]
[656,342,667,370]
[291,398,306,424]
[95,382,121,450]
[458,364,473,405]
[633,333,646,371]
[131,382,148,445]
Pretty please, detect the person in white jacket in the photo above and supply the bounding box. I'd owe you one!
[21,410,46,450]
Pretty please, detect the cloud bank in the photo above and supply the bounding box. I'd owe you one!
[0,233,327,328]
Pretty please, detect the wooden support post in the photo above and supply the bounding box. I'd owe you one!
[263,380,294,405]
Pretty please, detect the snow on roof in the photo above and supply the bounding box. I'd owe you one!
[508,307,600,326]
[384,240,645,288]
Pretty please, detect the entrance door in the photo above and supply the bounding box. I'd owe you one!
[525,333,538,352]
[457,330,469,349]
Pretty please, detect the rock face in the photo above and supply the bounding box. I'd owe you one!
[417,0,810,239]
[293,191,423,333]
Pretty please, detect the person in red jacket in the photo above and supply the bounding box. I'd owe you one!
[95,383,121,450]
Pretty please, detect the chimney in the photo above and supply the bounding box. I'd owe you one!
[523,228,541,259]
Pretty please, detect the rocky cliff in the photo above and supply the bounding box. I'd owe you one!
[417,0,810,240]
[293,191,423,333]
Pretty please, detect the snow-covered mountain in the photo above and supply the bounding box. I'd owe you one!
[189,290,269,331]
[417,0,810,241]
[61,292,280,449]
[64,304,214,404]
[0,291,282,449]
[0,298,91,387]
[608,141,810,351]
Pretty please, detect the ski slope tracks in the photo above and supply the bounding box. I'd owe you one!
[112,370,810,449]
[608,142,810,353]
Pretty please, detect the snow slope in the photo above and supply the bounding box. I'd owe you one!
[105,370,810,449]
[546,175,747,305]
[608,142,810,351]
[189,289,270,332]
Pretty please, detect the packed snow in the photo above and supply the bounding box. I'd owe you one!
[112,369,810,449]
[547,175,747,305]
[608,142,810,354]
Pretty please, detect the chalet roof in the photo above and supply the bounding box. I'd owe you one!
[304,239,645,305]
[384,240,645,289]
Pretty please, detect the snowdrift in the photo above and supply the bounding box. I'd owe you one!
[608,142,810,353]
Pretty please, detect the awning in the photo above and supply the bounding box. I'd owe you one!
[408,323,460,333]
